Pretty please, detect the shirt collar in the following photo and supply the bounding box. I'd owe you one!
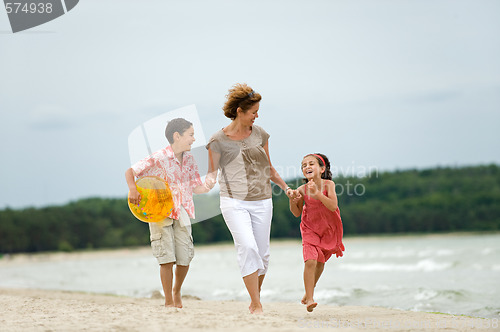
[165,145,176,161]
[165,145,184,165]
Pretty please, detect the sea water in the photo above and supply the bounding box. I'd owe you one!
[0,233,499,319]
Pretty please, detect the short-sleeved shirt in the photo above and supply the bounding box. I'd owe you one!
[206,125,272,201]
[131,145,202,219]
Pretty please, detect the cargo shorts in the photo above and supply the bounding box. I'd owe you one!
[148,207,194,266]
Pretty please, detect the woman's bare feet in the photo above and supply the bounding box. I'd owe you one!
[249,302,263,314]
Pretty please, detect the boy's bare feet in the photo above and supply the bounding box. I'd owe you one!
[306,300,317,312]
[301,294,307,305]
[173,290,183,308]
[249,302,263,314]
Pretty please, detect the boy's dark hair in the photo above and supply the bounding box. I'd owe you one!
[303,153,333,182]
[165,118,193,144]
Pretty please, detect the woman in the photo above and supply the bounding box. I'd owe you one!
[206,83,292,314]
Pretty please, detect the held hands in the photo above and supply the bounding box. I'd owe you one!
[287,188,302,203]
[203,177,216,191]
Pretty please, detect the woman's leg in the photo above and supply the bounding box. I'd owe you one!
[220,197,265,313]
[243,271,263,314]
[248,199,273,287]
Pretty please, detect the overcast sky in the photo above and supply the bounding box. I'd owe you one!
[1,0,499,209]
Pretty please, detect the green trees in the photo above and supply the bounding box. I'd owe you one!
[0,164,499,253]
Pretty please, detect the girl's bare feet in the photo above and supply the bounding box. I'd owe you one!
[305,299,317,312]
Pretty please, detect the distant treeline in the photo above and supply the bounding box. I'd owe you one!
[1,164,499,253]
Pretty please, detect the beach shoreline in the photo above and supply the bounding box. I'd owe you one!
[1,287,497,332]
[2,231,497,265]
[2,233,499,327]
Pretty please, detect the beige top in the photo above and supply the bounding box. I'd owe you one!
[206,125,272,201]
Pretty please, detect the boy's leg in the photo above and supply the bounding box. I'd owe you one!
[173,265,189,308]
[149,220,176,307]
[304,259,318,312]
[172,211,194,308]
[160,263,175,307]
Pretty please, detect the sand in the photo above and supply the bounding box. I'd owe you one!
[0,288,497,332]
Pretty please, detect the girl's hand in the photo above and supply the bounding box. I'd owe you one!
[292,190,303,204]
[306,179,320,198]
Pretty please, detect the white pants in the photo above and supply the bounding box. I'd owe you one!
[220,197,273,277]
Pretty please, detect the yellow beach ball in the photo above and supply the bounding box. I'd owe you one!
[128,176,174,223]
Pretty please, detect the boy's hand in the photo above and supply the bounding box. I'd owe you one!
[204,177,216,190]
[128,188,141,205]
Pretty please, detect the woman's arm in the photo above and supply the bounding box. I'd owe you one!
[263,141,293,197]
[205,147,220,189]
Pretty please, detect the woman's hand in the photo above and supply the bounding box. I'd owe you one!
[204,177,216,191]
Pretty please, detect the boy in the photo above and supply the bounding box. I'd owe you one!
[125,118,211,308]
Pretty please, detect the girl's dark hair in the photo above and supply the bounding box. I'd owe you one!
[223,83,262,120]
[165,118,193,144]
[303,153,333,181]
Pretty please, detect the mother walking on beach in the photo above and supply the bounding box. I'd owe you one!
[206,83,292,314]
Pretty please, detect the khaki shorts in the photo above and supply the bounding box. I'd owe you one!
[148,212,194,266]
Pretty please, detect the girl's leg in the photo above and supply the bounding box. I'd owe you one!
[301,261,325,304]
[160,263,175,307]
[315,262,325,285]
[304,259,318,312]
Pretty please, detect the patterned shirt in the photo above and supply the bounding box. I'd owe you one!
[131,145,202,219]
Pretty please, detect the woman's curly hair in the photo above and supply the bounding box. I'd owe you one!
[223,83,262,120]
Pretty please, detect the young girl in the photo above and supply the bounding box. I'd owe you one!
[289,153,345,312]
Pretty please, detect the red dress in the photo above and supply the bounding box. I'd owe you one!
[301,188,345,262]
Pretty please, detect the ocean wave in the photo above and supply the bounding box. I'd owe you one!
[347,248,455,259]
[338,259,452,272]
[414,289,465,301]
